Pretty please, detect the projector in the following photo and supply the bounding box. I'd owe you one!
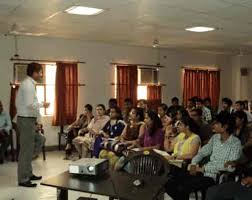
[69,158,109,176]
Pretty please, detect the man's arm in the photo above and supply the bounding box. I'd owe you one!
[191,135,214,164]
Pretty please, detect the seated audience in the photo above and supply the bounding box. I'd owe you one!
[204,97,216,120]
[186,98,196,116]
[167,97,183,118]
[196,98,212,123]
[73,104,109,158]
[137,99,148,112]
[233,110,252,146]
[220,97,234,114]
[33,124,46,159]
[164,125,178,154]
[190,108,213,145]
[235,100,252,123]
[157,103,172,129]
[0,101,12,164]
[99,107,145,167]
[166,112,242,200]
[93,106,125,157]
[168,117,201,160]
[106,98,118,115]
[138,110,164,151]
[122,98,133,124]
[206,144,252,200]
[174,108,189,127]
[65,104,93,158]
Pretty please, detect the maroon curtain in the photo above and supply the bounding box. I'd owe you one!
[183,69,220,108]
[147,85,162,111]
[9,85,19,120]
[117,65,137,108]
[52,62,78,126]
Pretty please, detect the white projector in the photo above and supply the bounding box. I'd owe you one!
[69,158,109,176]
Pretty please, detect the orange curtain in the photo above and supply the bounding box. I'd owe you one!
[183,69,220,108]
[52,62,78,126]
[9,86,19,120]
[147,85,162,111]
[117,65,137,108]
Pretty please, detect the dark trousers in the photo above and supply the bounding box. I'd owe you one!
[166,173,215,200]
[206,181,252,200]
[0,131,9,161]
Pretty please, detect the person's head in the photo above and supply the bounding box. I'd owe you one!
[110,106,122,120]
[177,116,198,134]
[124,98,133,110]
[84,104,93,115]
[26,62,43,82]
[145,110,163,136]
[129,107,144,122]
[190,108,203,122]
[212,112,235,135]
[195,98,204,109]
[222,98,233,111]
[96,104,106,117]
[0,101,3,114]
[234,111,248,128]
[235,101,245,111]
[187,98,195,109]
[171,97,179,106]
[176,108,189,121]
[158,103,168,118]
[204,97,212,108]
[137,99,148,110]
[108,98,117,109]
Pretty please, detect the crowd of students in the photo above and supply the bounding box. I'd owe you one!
[64,96,252,200]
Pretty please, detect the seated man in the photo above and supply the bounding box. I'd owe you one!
[219,97,234,114]
[167,97,183,118]
[33,124,46,159]
[0,101,12,164]
[206,144,252,200]
[137,99,148,112]
[73,104,109,158]
[106,98,118,115]
[65,104,93,158]
[190,108,213,145]
[196,98,212,123]
[166,112,242,200]
[235,100,252,123]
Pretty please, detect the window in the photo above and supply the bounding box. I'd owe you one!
[37,64,57,116]
[137,85,147,100]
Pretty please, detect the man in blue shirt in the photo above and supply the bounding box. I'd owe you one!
[0,101,12,164]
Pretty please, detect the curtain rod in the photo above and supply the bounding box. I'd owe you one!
[181,66,220,71]
[110,62,165,68]
[10,82,86,87]
[110,82,166,86]
[10,57,86,64]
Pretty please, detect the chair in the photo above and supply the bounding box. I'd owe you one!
[77,197,97,200]
[58,125,67,150]
[120,150,171,177]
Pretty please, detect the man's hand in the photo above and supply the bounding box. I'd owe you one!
[241,177,252,187]
[189,164,203,176]
[224,161,237,168]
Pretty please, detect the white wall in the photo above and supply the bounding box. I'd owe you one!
[0,35,233,146]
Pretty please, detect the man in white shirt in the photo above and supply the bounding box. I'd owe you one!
[16,63,49,187]
[235,101,252,123]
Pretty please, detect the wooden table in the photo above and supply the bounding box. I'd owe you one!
[41,171,168,200]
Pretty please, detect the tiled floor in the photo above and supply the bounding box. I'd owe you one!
[0,151,176,200]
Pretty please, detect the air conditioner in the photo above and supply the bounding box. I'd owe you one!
[138,67,159,84]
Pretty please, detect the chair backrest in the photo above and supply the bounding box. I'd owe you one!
[121,150,170,177]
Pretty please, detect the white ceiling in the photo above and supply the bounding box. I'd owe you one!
[1,0,252,53]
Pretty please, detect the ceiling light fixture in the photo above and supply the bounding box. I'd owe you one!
[185,26,215,32]
[65,6,104,16]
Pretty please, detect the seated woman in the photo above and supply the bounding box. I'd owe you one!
[174,108,189,127]
[73,104,109,158]
[92,106,126,158]
[65,104,93,159]
[168,117,201,160]
[114,110,164,171]
[99,107,145,167]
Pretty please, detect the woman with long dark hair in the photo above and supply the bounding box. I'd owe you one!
[138,110,164,150]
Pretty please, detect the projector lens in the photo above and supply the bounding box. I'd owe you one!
[88,166,94,172]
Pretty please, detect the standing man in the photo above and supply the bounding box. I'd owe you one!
[16,63,49,187]
[0,101,12,164]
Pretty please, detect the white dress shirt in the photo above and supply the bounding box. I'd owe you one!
[16,76,42,121]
